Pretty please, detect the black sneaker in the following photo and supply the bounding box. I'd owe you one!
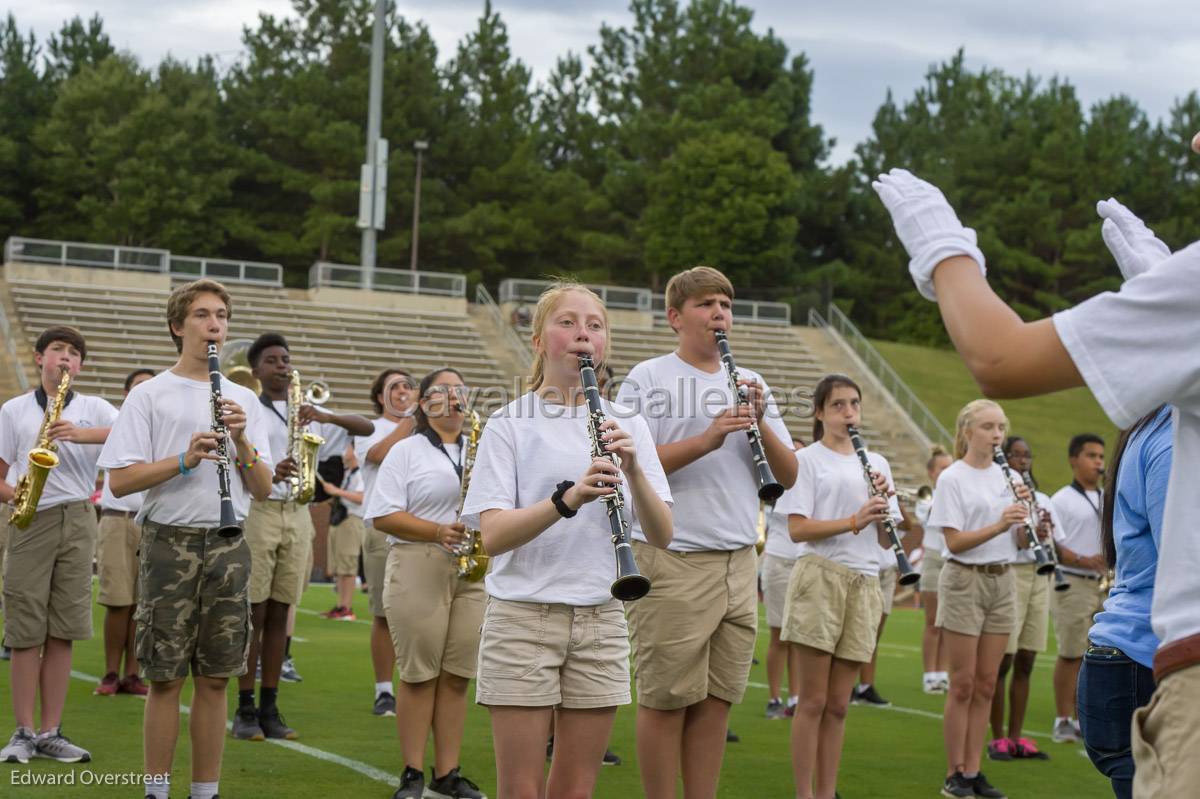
[392,766,424,799]
[259,706,298,740]
[602,748,621,766]
[231,706,264,741]
[941,772,973,798]
[374,692,396,717]
[852,684,891,707]
[427,766,486,799]
[971,772,1006,799]
[725,728,740,743]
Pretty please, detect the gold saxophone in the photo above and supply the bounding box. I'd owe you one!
[454,409,488,581]
[287,370,327,504]
[1098,569,1115,595]
[11,366,72,528]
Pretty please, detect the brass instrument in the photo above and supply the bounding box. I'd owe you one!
[218,339,261,394]
[1098,569,1115,595]
[10,366,71,528]
[454,409,488,581]
[287,370,328,503]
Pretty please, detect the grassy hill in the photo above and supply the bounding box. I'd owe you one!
[870,339,1118,492]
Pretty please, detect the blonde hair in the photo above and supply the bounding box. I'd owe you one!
[954,399,1007,459]
[665,266,735,315]
[528,281,610,391]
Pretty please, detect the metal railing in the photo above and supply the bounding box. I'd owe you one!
[0,301,30,392]
[5,237,168,272]
[476,284,532,368]
[309,262,466,297]
[170,256,283,287]
[498,278,652,311]
[808,304,952,450]
[650,295,791,325]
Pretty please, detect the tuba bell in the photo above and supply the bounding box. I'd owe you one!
[218,339,261,395]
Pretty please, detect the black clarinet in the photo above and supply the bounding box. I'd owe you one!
[846,426,919,586]
[579,355,651,602]
[1022,470,1070,592]
[993,447,1053,575]
[207,342,243,538]
[714,330,783,502]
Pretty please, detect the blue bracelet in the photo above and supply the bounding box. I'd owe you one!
[179,452,193,476]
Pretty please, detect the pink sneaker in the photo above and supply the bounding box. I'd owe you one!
[1013,737,1050,760]
[987,737,1014,761]
[117,675,149,696]
[93,672,119,697]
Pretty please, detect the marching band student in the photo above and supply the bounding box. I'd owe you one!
[97,279,273,799]
[462,282,673,799]
[355,368,417,716]
[762,439,805,720]
[232,333,372,742]
[615,266,796,799]
[920,446,953,694]
[366,367,486,799]
[319,444,364,621]
[988,436,1056,762]
[1079,406,1170,799]
[872,164,1200,797]
[0,326,117,766]
[93,368,156,698]
[927,400,1027,799]
[777,374,898,799]
[1049,433,1106,743]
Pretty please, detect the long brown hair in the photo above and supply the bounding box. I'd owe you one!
[1100,405,1168,569]
[810,374,861,442]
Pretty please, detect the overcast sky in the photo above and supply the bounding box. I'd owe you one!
[7,1,1197,163]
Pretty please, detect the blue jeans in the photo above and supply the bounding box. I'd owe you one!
[1076,646,1156,799]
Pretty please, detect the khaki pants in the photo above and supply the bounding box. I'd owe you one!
[1132,664,1200,797]
[880,565,898,616]
[1052,572,1106,659]
[2,501,96,649]
[920,549,945,594]
[97,512,141,607]
[245,499,314,606]
[327,514,364,577]
[1006,563,1049,655]
[936,561,1016,637]
[362,524,389,618]
[762,553,795,629]
[781,554,882,663]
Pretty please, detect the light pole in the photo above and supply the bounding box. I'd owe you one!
[410,140,428,272]
[357,0,387,290]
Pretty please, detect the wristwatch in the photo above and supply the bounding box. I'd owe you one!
[552,480,578,518]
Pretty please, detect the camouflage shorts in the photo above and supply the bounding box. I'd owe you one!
[135,520,252,682]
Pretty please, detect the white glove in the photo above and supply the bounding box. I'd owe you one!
[1096,198,1171,280]
[871,168,986,301]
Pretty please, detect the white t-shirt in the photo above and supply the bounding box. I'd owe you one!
[1050,484,1104,575]
[1053,241,1200,649]
[776,441,901,577]
[1013,489,1061,565]
[927,460,1020,565]
[365,432,465,547]
[354,416,403,525]
[99,470,143,514]
[0,391,118,510]
[917,496,944,554]
[615,351,792,552]
[341,468,364,519]
[317,419,350,462]
[762,503,800,560]
[461,392,672,605]
[98,370,274,527]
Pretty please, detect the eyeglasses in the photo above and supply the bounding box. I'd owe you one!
[422,385,469,400]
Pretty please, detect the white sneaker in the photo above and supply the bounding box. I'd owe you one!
[1052,718,1078,743]
[1,727,37,764]
[34,727,91,763]
[922,675,939,694]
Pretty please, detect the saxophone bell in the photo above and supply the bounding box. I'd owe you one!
[10,365,71,528]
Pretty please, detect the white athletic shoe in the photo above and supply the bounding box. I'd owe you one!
[1,727,37,764]
[1052,718,1078,743]
[34,727,91,763]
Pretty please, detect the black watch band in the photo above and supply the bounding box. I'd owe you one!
[552,480,578,518]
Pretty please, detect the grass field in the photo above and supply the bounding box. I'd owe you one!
[870,339,1118,492]
[0,581,1113,798]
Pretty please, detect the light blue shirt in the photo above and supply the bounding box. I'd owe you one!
[1089,405,1173,669]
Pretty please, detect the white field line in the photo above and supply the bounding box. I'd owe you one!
[69,670,397,788]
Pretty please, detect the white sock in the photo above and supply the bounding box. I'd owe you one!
[375,681,393,698]
[190,781,218,799]
[770,696,781,704]
[144,774,169,799]
[1056,716,1069,724]
[923,671,934,682]
[787,695,798,708]
[938,671,949,681]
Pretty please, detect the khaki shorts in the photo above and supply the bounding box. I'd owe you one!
[781,554,882,663]
[762,553,796,629]
[362,524,389,618]
[920,549,945,594]
[1052,573,1106,659]
[627,542,758,710]
[2,501,96,649]
[135,520,252,681]
[245,499,314,606]
[936,561,1016,638]
[880,565,898,616]
[383,543,485,682]
[327,514,364,577]
[1132,664,1200,798]
[1006,563,1049,655]
[97,512,141,607]
[476,597,630,709]
[0,517,8,599]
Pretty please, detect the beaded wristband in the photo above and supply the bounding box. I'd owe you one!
[236,447,261,471]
